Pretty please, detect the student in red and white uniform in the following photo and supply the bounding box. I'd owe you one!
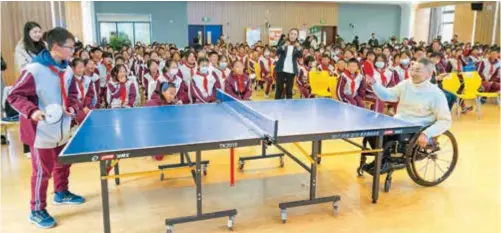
[179,51,198,86]
[365,54,396,113]
[150,50,165,71]
[208,51,221,77]
[477,48,500,93]
[137,52,150,86]
[82,59,101,109]
[71,58,95,124]
[190,58,221,103]
[247,50,259,87]
[225,60,252,100]
[107,64,137,108]
[237,45,248,72]
[392,51,411,84]
[217,55,231,88]
[317,54,335,76]
[143,60,166,101]
[448,48,465,73]
[334,59,347,77]
[469,46,482,69]
[361,50,376,78]
[296,56,312,98]
[336,58,366,108]
[259,47,275,98]
[383,47,393,67]
[162,60,190,104]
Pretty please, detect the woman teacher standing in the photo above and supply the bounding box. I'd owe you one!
[13,21,45,158]
[275,28,302,99]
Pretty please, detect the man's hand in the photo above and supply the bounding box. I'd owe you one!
[31,110,45,122]
[417,133,429,148]
[83,107,90,114]
[365,74,376,85]
[64,107,75,117]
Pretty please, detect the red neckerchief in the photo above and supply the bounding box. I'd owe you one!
[47,66,68,110]
[489,59,498,76]
[119,81,127,105]
[343,70,357,94]
[151,71,159,81]
[363,60,374,77]
[94,67,100,75]
[400,64,409,79]
[219,68,227,79]
[105,63,112,73]
[238,54,246,61]
[185,63,196,77]
[197,72,209,92]
[75,76,85,100]
[235,74,244,92]
[267,57,272,68]
[376,68,387,85]
[456,57,462,72]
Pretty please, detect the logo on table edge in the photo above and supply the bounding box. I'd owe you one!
[116,153,130,159]
[91,155,99,162]
[100,154,115,160]
[384,130,395,135]
[220,143,238,149]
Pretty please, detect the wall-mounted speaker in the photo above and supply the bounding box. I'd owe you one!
[471,2,483,11]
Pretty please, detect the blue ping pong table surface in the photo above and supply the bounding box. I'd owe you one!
[61,98,420,162]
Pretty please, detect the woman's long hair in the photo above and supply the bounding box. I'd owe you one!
[23,21,45,55]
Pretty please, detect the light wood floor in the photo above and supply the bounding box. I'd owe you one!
[1,93,500,233]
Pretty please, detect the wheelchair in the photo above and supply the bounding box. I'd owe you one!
[357,129,458,193]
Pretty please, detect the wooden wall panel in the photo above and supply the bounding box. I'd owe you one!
[413,8,431,43]
[474,2,497,44]
[453,3,474,43]
[64,1,83,42]
[496,5,500,45]
[1,1,52,86]
[187,2,338,43]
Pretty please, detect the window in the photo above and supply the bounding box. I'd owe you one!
[134,23,151,45]
[97,14,151,45]
[440,5,455,42]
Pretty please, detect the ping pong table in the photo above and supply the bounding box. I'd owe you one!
[60,90,421,233]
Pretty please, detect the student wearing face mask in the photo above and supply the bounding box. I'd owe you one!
[190,58,221,103]
[259,47,274,98]
[225,60,252,100]
[162,60,190,104]
[393,51,411,84]
[331,46,343,62]
[365,54,396,113]
[217,56,231,86]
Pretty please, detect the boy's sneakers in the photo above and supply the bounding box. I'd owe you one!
[29,209,56,229]
[53,190,85,205]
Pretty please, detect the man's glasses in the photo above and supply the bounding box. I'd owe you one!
[60,44,75,52]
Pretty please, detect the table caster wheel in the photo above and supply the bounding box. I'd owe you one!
[332,202,340,216]
[160,172,165,181]
[203,164,208,176]
[166,225,173,233]
[384,176,392,193]
[227,216,235,231]
[279,157,285,168]
[281,209,287,223]
[239,160,245,170]
[357,167,364,177]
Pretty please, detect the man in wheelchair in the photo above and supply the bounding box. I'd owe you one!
[363,57,452,177]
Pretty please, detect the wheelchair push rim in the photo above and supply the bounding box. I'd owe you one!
[406,130,458,187]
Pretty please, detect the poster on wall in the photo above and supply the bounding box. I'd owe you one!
[268,28,283,46]
[246,27,261,46]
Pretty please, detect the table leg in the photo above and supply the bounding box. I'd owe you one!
[100,160,111,233]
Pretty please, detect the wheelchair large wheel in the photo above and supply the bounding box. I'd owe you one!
[406,130,458,187]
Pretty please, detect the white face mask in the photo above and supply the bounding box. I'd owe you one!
[264,51,270,56]
[400,58,410,66]
[200,66,209,74]
[375,61,385,69]
[169,68,179,76]
[219,62,227,69]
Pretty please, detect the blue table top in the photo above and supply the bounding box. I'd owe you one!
[61,98,419,158]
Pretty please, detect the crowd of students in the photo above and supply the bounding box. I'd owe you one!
[3,22,500,229]
[56,33,500,119]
